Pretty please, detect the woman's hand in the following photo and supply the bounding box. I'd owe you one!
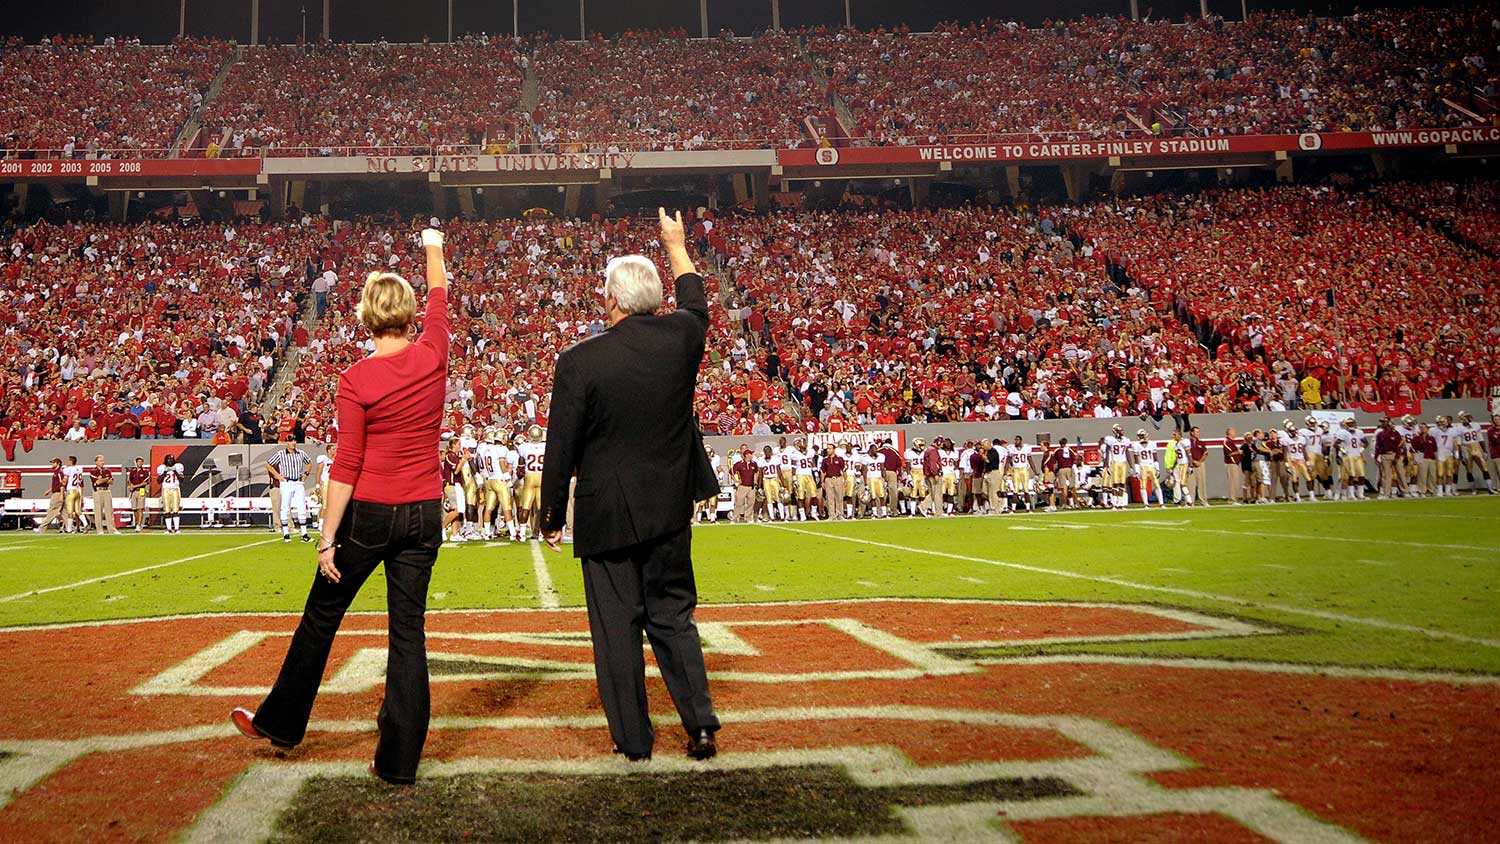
[318,544,341,584]
[421,228,444,250]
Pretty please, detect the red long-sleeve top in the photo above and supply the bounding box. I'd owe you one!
[330,287,449,504]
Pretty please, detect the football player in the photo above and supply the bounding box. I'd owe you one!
[1280,420,1312,502]
[1299,416,1330,500]
[695,445,723,525]
[938,437,959,515]
[441,436,466,542]
[1100,424,1130,510]
[1006,435,1036,513]
[62,456,88,534]
[1433,416,1459,496]
[792,437,820,520]
[865,443,888,518]
[157,453,185,534]
[1336,418,1369,500]
[757,444,785,522]
[1393,414,1419,497]
[478,428,518,540]
[1130,431,1164,508]
[904,437,928,516]
[1454,411,1494,494]
[515,425,547,540]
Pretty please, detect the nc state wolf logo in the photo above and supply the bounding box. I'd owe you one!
[0,600,1494,842]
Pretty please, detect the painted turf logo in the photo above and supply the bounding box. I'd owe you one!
[0,600,1488,842]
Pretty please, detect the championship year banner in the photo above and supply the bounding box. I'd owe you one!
[778,127,1500,167]
[0,158,262,179]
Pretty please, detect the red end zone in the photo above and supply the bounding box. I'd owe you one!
[0,599,1495,843]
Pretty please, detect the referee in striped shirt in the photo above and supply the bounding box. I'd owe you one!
[267,440,314,543]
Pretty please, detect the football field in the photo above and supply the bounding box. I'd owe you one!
[0,497,1497,843]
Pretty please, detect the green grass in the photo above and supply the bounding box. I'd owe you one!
[1,496,1497,674]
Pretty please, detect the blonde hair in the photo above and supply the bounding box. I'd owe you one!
[357,272,417,337]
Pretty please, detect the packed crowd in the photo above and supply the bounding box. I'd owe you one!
[0,35,227,156]
[3,5,1495,157]
[531,31,820,151]
[1376,179,1500,254]
[3,178,1496,448]
[199,36,528,156]
[1077,184,1500,409]
[0,218,328,445]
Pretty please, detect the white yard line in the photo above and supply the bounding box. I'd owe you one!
[0,539,282,605]
[1120,522,1499,553]
[528,541,561,609]
[768,525,1500,649]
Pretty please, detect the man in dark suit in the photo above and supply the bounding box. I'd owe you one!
[539,207,721,762]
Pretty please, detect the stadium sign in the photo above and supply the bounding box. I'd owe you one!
[361,151,638,174]
[778,127,1500,167]
[0,158,261,179]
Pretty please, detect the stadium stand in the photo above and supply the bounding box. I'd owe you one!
[0,219,323,440]
[198,36,528,156]
[530,31,822,151]
[0,36,228,158]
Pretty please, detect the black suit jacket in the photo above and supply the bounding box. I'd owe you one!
[539,272,719,558]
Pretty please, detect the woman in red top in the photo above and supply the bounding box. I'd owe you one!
[233,228,450,785]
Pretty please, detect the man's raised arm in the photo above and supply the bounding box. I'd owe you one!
[659,207,707,324]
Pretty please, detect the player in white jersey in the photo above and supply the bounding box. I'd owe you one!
[62,456,88,533]
[1298,418,1330,500]
[1005,436,1036,512]
[477,429,518,540]
[1100,424,1131,510]
[1432,416,1460,496]
[957,442,977,513]
[314,444,336,528]
[756,445,786,522]
[864,444,889,518]
[1393,415,1418,497]
[695,446,724,525]
[1454,411,1494,494]
[791,438,820,520]
[1127,431,1163,508]
[1335,418,1368,500]
[904,440,927,516]
[514,425,547,541]
[157,456,186,534]
[1279,420,1311,502]
[938,440,959,515]
[839,443,863,519]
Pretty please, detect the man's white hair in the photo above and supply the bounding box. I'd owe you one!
[604,255,663,316]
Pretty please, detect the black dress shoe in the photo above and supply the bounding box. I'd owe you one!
[686,728,717,760]
[612,744,651,762]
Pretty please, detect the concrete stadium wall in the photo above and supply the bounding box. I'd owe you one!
[4,400,1490,505]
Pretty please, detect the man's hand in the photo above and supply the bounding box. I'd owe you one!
[541,528,564,553]
[658,207,685,251]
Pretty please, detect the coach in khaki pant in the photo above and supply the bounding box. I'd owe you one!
[1186,428,1209,506]
[88,455,121,535]
[730,449,758,524]
[821,449,847,521]
[35,458,66,532]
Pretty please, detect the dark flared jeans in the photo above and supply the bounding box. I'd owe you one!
[253,498,441,783]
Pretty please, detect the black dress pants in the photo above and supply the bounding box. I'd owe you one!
[253,498,441,783]
[582,526,720,757]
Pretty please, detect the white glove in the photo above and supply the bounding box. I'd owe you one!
[420,228,444,249]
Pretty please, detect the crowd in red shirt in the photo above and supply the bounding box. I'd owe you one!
[0,35,227,157]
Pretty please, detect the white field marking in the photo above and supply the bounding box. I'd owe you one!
[1121,522,1500,554]
[1161,568,1193,574]
[1356,559,1392,567]
[209,595,233,603]
[769,525,1500,650]
[169,705,1369,844]
[855,580,880,588]
[1008,525,1047,531]
[1311,506,1496,521]
[1055,523,1092,530]
[432,591,448,601]
[0,538,282,604]
[130,607,1267,697]
[754,584,777,592]
[973,653,1500,687]
[102,595,127,603]
[528,541,561,610]
[1260,564,1295,571]
[0,547,25,553]
[957,575,986,584]
[1133,519,1189,526]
